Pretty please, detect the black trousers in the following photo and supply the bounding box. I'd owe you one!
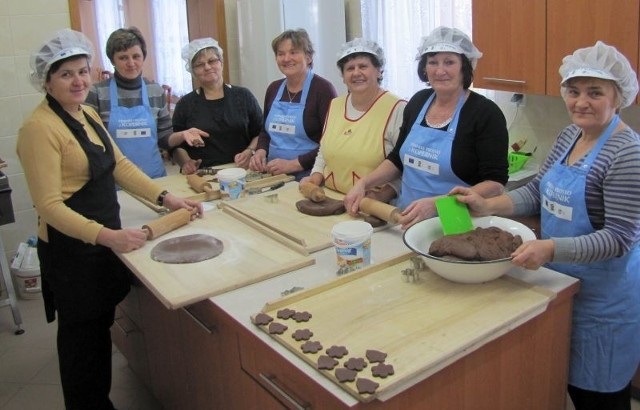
[568,383,631,410]
[57,308,116,410]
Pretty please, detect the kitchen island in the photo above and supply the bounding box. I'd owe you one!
[113,179,579,409]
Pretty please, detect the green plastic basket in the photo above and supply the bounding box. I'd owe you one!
[508,152,530,174]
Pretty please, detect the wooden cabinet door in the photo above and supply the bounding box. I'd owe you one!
[546,0,640,96]
[472,0,546,94]
[139,286,191,410]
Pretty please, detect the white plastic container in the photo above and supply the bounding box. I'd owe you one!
[217,168,247,200]
[331,221,373,274]
[11,242,41,299]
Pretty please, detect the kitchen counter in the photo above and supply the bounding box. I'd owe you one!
[115,181,579,408]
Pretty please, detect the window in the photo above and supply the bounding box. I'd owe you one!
[361,0,476,100]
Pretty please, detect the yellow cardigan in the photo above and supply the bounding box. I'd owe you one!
[16,100,164,244]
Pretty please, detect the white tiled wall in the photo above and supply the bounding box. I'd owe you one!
[0,0,70,289]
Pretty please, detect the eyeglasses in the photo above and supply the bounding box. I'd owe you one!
[193,58,221,71]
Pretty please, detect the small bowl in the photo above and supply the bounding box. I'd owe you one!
[403,216,536,284]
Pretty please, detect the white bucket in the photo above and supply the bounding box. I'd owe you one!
[331,221,373,274]
[217,168,247,200]
[11,243,41,300]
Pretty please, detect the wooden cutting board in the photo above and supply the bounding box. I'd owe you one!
[221,184,378,253]
[252,253,555,402]
[118,210,314,309]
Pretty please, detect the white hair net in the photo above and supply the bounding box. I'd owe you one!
[336,38,385,69]
[559,41,639,108]
[29,29,94,92]
[181,37,224,74]
[416,26,483,69]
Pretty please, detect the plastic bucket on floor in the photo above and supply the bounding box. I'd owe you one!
[11,243,41,299]
[217,168,247,200]
[331,221,373,274]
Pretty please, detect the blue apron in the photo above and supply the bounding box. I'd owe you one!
[541,115,640,392]
[108,79,166,178]
[397,92,467,209]
[266,70,316,180]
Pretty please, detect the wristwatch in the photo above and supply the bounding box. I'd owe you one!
[156,190,169,206]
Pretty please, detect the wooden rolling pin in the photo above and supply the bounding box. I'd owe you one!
[187,174,221,200]
[359,197,401,224]
[142,208,194,240]
[299,182,326,202]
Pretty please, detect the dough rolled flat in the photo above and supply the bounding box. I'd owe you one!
[296,198,346,216]
[151,234,224,264]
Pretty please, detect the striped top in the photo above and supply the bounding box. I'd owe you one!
[85,73,173,143]
[509,124,640,264]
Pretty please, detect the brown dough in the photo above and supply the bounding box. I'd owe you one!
[150,234,223,264]
[365,349,387,363]
[296,198,345,216]
[363,215,387,228]
[429,227,523,261]
[356,378,380,394]
[326,345,349,358]
[344,357,367,371]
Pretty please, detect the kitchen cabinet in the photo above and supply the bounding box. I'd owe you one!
[473,0,640,99]
[111,282,150,387]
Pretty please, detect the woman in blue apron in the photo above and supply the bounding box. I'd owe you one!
[344,26,508,229]
[86,27,169,178]
[452,41,640,410]
[249,29,337,181]
[18,30,202,409]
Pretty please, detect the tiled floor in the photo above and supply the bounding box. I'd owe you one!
[0,296,161,410]
[2,294,640,410]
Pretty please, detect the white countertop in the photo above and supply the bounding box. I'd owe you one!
[117,188,579,406]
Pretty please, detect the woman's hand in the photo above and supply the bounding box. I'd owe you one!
[266,158,302,176]
[449,186,492,216]
[249,149,268,172]
[181,158,202,175]
[162,193,204,219]
[181,128,209,147]
[398,197,437,229]
[234,149,252,169]
[96,227,147,253]
[510,239,554,270]
[344,180,367,217]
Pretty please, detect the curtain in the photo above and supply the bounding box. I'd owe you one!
[150,0,191,97]
[361,0,476,100]
[94,0,125,73]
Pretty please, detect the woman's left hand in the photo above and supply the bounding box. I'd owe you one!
[266,158,302,176]
[510,239,554,270]
[398,197,437,230]
[162,193,204,219]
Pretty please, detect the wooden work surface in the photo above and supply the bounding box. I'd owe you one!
[221,183,383,254]
[254,252,556,403]
[118,210,314,310]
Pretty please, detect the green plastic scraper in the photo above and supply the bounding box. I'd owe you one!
[435,195,473,236]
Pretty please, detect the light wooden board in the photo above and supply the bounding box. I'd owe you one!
[221,184,383,253]
[254,253,555,402]
[118,210,314,309]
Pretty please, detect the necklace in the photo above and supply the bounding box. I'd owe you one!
[286,88,299,102]
[425,117,452,129]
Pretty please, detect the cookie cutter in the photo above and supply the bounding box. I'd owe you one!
[280,286,304,297]
[264,193,279,203]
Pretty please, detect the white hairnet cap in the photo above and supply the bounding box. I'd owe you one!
[29,28,94,92]
[416,26,482,69]
[559,41,639,108]
[181,37,224,73]
[336,38,385,69]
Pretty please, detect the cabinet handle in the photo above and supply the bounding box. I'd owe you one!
[482,77,526,84]
[181,307,217,334]
[258,373,310,410]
